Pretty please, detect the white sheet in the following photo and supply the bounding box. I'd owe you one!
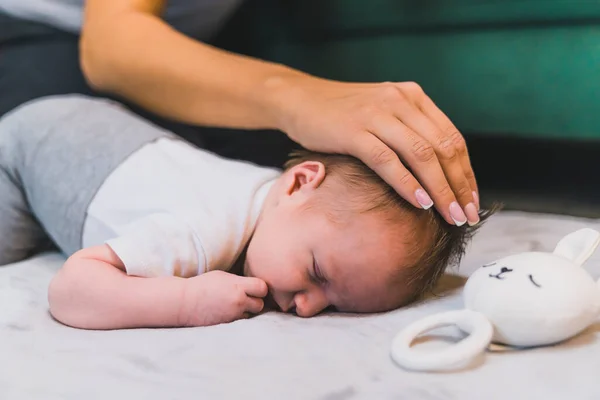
[2,211,600,400]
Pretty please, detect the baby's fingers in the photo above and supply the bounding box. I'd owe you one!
[245,297,265,314]
[239,276,268,298]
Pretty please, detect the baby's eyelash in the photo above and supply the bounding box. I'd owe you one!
[313,260,326,284]
[482,262,497,268]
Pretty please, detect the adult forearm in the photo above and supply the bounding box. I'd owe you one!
[81,11,309,130]
[48,255,186,330]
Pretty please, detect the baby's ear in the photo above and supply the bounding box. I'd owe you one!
[553,228,600,266]
[285,161,326,194]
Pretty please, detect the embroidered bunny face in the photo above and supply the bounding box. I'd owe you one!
[391,228,600,372]
[463,252,600,347]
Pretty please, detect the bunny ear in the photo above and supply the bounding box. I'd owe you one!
[553,228,600,266]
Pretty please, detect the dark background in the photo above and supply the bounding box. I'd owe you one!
[2,0,598,219]
[212,0,600,218]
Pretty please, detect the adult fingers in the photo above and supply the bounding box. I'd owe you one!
[347,131,434,211]
[392,101,478,225]
[419,94,480,209]
[366,114,468,226]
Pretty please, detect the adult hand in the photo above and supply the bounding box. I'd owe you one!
[277,77,480,226]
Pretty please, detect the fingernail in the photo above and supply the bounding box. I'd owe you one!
[415,189,433,210]
[449,202,467,226]
[465,203,480,226]
[473,191,480,210]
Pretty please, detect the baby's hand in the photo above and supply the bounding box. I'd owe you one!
[179,270,268,327]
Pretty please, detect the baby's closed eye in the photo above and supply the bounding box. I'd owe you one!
[311,258,328,285]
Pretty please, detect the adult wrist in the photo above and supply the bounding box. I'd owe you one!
[259,66,319,135]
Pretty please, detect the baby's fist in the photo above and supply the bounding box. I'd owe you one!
[179,270,268,327]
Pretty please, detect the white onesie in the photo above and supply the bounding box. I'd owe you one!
[81,137,281,278]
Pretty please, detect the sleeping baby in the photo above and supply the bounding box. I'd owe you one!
[0,95,490,329]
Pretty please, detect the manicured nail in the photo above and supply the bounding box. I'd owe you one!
[449,202,467,226]
[472,191,480,210]
[415,189,433,210]
[465,203,480,226]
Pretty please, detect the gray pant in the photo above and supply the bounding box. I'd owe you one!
[0,95,172,265]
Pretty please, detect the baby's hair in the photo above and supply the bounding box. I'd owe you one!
[284,149,498,307]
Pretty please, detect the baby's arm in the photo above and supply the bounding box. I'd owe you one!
[49,245,187,329]
[48,245,267,330]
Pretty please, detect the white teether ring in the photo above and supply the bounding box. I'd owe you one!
[390,309,493,372]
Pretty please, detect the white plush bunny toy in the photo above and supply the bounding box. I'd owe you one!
[391,228,600,372]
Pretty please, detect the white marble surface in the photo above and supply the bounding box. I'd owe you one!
[2,210,600,400]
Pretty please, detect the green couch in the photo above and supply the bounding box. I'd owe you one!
[225,0,600,141]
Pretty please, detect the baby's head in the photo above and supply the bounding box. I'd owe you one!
[245,150,492,317]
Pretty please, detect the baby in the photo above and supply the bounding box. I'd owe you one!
[0,95,490,330]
